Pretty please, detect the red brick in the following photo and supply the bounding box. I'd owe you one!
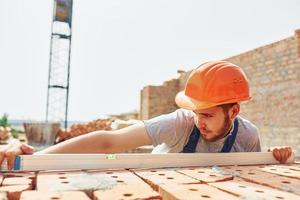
[20,191,91,200]
[0,173,3,185]
[177,167,233,183]
[89,170,160,199]
[0,185,31,200]
[210,177,300,199]
[36,170,86,191]
[93,184,161,200]
[132,168,200,191]
[159,183,239,200]
[2,172,35,187]
[0,192,8,200]
[220,165,300,195]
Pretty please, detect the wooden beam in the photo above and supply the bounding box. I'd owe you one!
[0,152,295,171]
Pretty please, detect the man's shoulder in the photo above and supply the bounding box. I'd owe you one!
[175,108,195,118]
[236,116,261,152]
[168,109,195,127]
[237,116,259,137]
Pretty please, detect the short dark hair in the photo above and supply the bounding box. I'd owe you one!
[218,103,237,113]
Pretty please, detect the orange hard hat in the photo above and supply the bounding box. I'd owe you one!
[175,61,251,110]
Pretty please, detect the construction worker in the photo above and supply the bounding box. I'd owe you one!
[0,61,292,170]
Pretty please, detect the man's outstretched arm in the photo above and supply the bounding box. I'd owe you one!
[0,122,152,170]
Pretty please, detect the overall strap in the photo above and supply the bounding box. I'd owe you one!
[221,118,239,153]
[181,118,239,153]
[181,125,200,153]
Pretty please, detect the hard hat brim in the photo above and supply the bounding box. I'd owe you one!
[175,91,251,110]
[175,91,220,110]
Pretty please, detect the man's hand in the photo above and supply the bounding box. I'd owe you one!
[0,143,34,170]
[269,146,293,164]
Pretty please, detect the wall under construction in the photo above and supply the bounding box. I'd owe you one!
[140,79,179,120]
[140,29,300,153]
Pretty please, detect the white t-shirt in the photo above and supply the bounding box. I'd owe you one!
[144,109,261,153]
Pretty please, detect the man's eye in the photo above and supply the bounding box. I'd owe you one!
[200,114,213,117]
[193,112,213,118]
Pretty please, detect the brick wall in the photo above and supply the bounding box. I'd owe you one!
[140,29,300,153]
[140,87,151,120]
[140,79,179,120]
[225,30,300,153]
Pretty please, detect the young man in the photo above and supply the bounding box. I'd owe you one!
[0,61,292,170]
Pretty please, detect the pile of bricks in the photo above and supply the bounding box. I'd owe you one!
[0,161,300,200]
[56,119,112,142]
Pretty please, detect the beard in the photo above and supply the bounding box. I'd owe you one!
[201,114,233,142]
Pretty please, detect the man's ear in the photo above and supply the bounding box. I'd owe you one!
[229,103,240,119]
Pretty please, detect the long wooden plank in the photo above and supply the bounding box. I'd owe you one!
[0,152,295,171]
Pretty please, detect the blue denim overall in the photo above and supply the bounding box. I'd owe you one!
[181,118,239,153]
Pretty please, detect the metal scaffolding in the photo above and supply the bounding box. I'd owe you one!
[46,0,73,128]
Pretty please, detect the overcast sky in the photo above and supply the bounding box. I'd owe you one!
[0,0,299,122]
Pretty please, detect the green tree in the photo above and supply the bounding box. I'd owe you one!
[0,113,19,139]
[0,113,10,127]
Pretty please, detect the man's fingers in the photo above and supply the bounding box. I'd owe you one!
[271,146,294,164]
[5,147,23,170]
[272,148,282,163]
[0,143,34,170]
[0,150,5,168]
[0,145,11,169]
[287,147,292,159]
[5,151,16,170]
[280,149,288,164]
[277,147,291,164]
[20,144,34,154]
[280,147,293,164]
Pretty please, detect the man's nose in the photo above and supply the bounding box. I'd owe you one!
[199,123,206,129]
[197,118,206,129]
